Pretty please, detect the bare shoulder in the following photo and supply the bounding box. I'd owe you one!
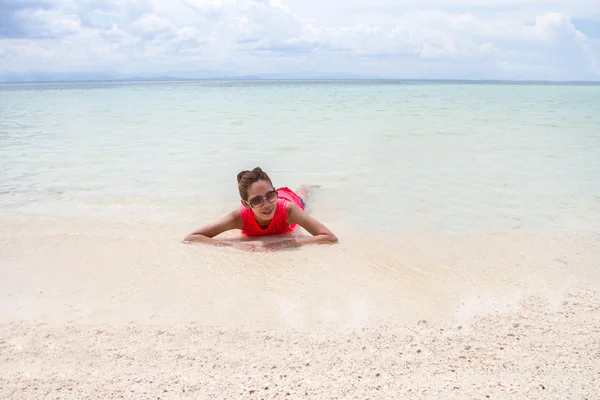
[285,200,296,213]
[285,201,303,218]
[215,207,242,226]
[230,207,242,221]
[229,208,243,229]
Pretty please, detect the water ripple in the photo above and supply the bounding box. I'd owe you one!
[1,81,599,234]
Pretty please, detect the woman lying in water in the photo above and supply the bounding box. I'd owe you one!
[183,167,338,251]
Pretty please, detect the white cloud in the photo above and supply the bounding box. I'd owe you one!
[0,0,599,80]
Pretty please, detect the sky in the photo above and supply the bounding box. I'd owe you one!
[1,0,600,80]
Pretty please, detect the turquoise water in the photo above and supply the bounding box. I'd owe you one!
[1,80,599,235]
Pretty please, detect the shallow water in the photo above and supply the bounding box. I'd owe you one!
[1,80,599,235]
[1,80,600,327]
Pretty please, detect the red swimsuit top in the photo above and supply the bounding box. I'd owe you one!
[239,187,304,237]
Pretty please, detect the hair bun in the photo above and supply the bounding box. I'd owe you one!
[237,170,251,183]
[236,167,273,200]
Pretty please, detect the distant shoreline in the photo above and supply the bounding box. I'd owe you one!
[2,77,599,85]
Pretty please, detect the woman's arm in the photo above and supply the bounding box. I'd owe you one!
[285,202,338,245]
[183,209,243,246]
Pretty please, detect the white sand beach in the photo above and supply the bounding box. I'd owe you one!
[2,79,599,399]
[1,215,599,399]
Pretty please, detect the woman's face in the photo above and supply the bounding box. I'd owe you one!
[244,180,278,221]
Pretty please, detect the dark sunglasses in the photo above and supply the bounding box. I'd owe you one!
[247,190,278,208]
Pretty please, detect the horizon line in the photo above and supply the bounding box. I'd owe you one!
[2,76,600,85]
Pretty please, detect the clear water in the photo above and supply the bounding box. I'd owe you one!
[1,80,599,236]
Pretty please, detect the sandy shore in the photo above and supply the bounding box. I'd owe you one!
[1,215,599,399]
[2,291,599,399]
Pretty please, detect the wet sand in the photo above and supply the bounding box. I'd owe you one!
[1,215,599,399]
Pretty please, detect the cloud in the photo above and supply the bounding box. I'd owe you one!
[1,0,599,80]
[0,0,57,38]
[74,0,151,30]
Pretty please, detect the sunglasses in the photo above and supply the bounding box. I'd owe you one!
[247,190,278,208]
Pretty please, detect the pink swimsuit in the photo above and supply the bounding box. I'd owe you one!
[239,187,304,236]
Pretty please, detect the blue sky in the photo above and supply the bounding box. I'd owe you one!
[1,0,599,80]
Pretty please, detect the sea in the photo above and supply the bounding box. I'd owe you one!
[2,80,599,235]
[1,80,599,327]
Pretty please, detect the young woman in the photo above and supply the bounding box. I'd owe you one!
[183,167,338,251]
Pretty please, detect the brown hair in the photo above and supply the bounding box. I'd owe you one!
[237,167,273,200]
